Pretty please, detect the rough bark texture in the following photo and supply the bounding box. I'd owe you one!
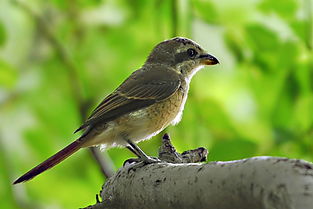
[85,134,313,209]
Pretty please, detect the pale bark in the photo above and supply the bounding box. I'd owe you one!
[85,135,313,209]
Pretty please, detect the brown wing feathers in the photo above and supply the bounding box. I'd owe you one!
[75,67,181,133]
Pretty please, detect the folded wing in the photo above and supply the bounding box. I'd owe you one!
[75,66,181,133]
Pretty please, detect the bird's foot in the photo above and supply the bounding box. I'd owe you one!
[124,156,161,166]
[141,155,161,164]
[123,156,161,172]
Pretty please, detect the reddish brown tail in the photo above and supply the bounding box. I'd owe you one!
[13,140,83,184]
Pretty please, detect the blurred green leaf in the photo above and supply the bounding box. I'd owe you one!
[290,20,310,47]
[0,60,17,89]
[210,139,258,161]
[245,24,280,52]
[0,22,6,46]
[258,0,298,19]
[273,127,297,145]
[192,0,217,23]
[293,96,313,131]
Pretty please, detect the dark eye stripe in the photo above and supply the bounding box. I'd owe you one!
[174,49,198,64]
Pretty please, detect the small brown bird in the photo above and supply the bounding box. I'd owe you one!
[13,37,219,184]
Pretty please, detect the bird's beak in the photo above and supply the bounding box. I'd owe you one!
[199,54,219,65]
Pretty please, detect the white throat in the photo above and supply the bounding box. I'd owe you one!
[185,65,204,83]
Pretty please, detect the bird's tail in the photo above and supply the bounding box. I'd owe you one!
[13,140,83,184]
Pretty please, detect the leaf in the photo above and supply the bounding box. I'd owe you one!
[0,60,17,89]
[192,0,218,23]
[293,96,313,131]
[290,20,310,47]
[258,0,298,19]
[0,22,6,46]
[210,139,257,161]
[273,127,297,145]
[245,24,280,52]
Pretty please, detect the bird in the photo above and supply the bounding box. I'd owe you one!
[13,37,219,184]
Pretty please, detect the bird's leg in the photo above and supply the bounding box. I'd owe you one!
[124,145,142,166]
[126,145,140,157]
[125,139,160,164]
[126,139,150,160]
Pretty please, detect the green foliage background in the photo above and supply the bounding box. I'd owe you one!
[0,0,312,208]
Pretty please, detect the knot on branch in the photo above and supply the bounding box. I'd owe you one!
[158,133,208,163]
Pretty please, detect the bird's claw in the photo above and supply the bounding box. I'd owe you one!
[142,156,161,164]
[123,156,161,172]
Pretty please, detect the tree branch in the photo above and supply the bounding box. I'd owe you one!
[85,134,313,209]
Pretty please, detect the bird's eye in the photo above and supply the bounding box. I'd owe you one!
[187,48,197,58]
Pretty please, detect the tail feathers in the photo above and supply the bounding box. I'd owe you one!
[13,140,82,184]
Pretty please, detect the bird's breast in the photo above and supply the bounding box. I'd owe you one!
[144,84,188,131]
[115,84,188,144]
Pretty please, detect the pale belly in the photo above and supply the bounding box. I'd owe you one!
[82,88,187,148]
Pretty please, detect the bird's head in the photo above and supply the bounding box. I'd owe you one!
[145,37,219,79]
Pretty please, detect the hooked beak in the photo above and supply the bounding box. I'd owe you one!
[199,54,219,65]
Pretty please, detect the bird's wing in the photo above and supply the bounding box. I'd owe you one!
[75,66,181,133]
